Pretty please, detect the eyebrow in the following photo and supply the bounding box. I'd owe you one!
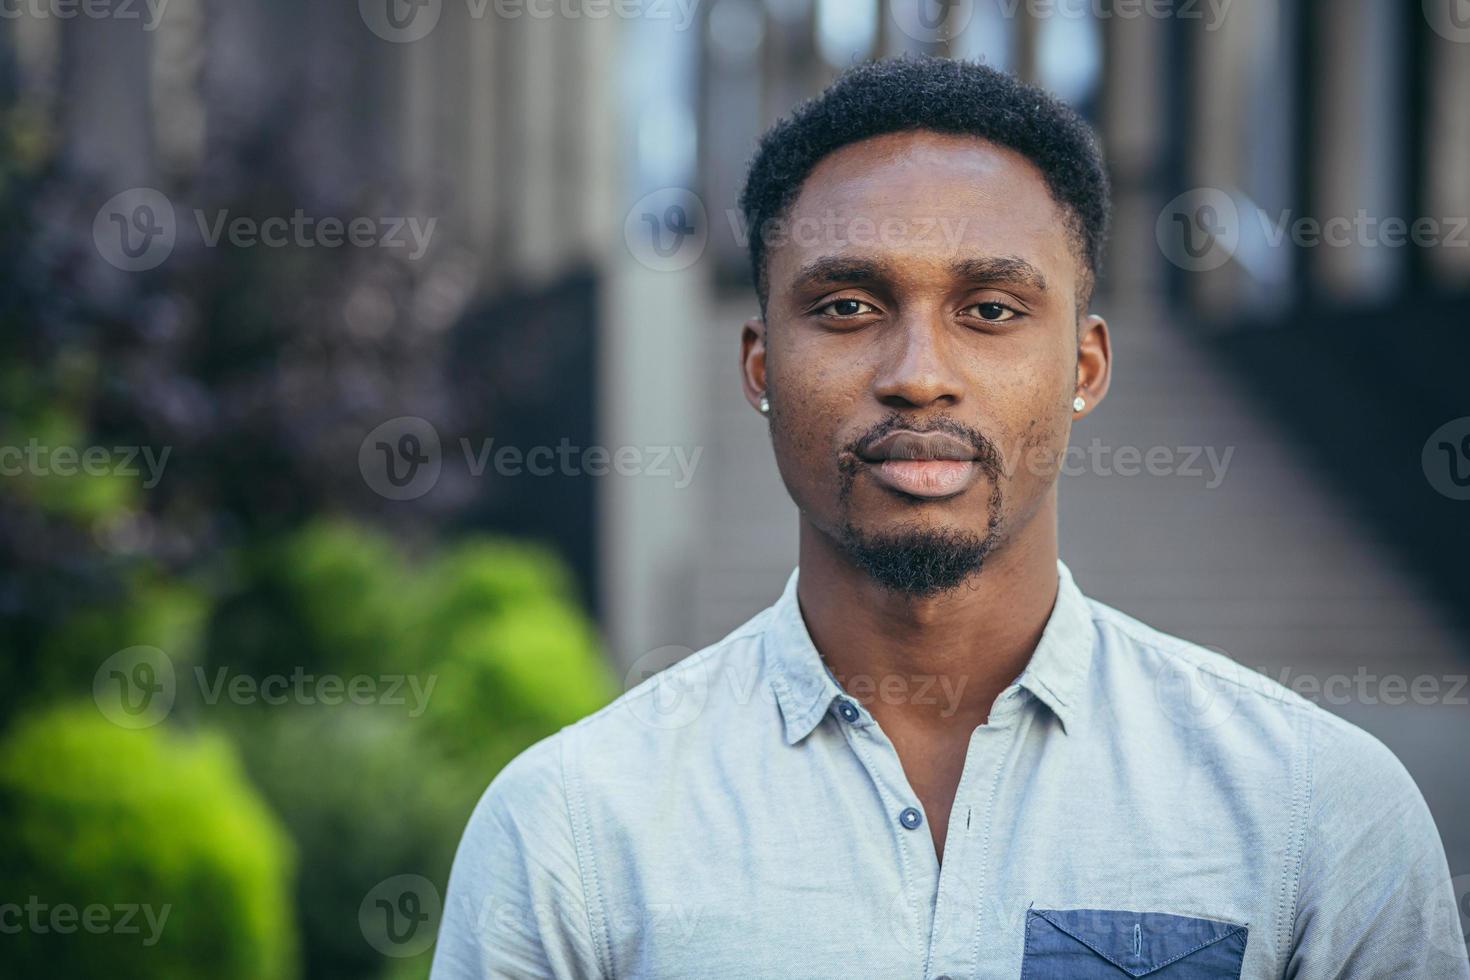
[789,256,884,292]
[789,254,1049,294]
[950,256,1049,293]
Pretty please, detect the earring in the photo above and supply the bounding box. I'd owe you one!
[758,395,771,415]
[1073,395,1086,412]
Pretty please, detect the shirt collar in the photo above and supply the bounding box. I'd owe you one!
[767,560,1095,745]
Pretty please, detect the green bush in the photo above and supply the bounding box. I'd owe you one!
[205,520,416,681]
[200,524,615,979]
[423,595,616,778]
[33,570,209,714]
[227,707,464,980]
[0,703,297,979]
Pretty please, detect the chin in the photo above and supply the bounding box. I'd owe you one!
[837,520,999,598]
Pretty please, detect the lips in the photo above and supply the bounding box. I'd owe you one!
[855,430,984,500]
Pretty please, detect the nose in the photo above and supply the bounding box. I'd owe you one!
[871,309,964,409]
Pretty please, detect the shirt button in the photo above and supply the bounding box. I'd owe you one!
[898,806,923,830]
[837,700,860,722]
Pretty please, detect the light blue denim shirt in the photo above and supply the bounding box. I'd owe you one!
[431,562,1469,979]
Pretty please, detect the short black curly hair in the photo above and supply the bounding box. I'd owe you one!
[738,56,1110,312]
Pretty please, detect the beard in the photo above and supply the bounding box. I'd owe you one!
[836,479,1004,598]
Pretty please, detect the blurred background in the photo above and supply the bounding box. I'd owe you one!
[1,0,1467,975]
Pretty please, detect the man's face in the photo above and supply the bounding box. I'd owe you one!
[742,130,1109,595]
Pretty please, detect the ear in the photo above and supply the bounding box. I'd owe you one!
[1073,313,1111,418]
[740,315,768,414]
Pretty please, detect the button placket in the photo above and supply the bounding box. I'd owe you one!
[834,706,940,975]
[931,705,1029,980]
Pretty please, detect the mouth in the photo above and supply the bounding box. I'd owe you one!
[854,430,984,500]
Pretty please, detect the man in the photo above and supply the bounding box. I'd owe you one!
[432,58,1468,979]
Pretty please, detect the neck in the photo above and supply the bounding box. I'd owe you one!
[794,503,1060,732]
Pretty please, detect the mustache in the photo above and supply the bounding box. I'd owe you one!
[844,413,1005,478]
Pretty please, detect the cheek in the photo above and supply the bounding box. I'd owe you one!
[767,349,866,489]
[976,356,1074,477]
[1009,385,1074,481]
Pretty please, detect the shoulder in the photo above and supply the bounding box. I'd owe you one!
[1085,594,1433,826]
[478,603,778,811]
[1085,596,1317,734]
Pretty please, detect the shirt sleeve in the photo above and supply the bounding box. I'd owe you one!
[430,733,603,980]
[1285,714,1470,979]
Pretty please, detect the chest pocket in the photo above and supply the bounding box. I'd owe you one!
[1021,908,1247,978]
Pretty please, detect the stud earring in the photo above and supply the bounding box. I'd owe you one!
[758,395,770,415]
[1073,395,1086,412]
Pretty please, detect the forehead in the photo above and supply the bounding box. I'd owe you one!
[768,130,1078,294]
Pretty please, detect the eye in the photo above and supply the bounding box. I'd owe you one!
[815,297,878,318]
[967,301,1020,323]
